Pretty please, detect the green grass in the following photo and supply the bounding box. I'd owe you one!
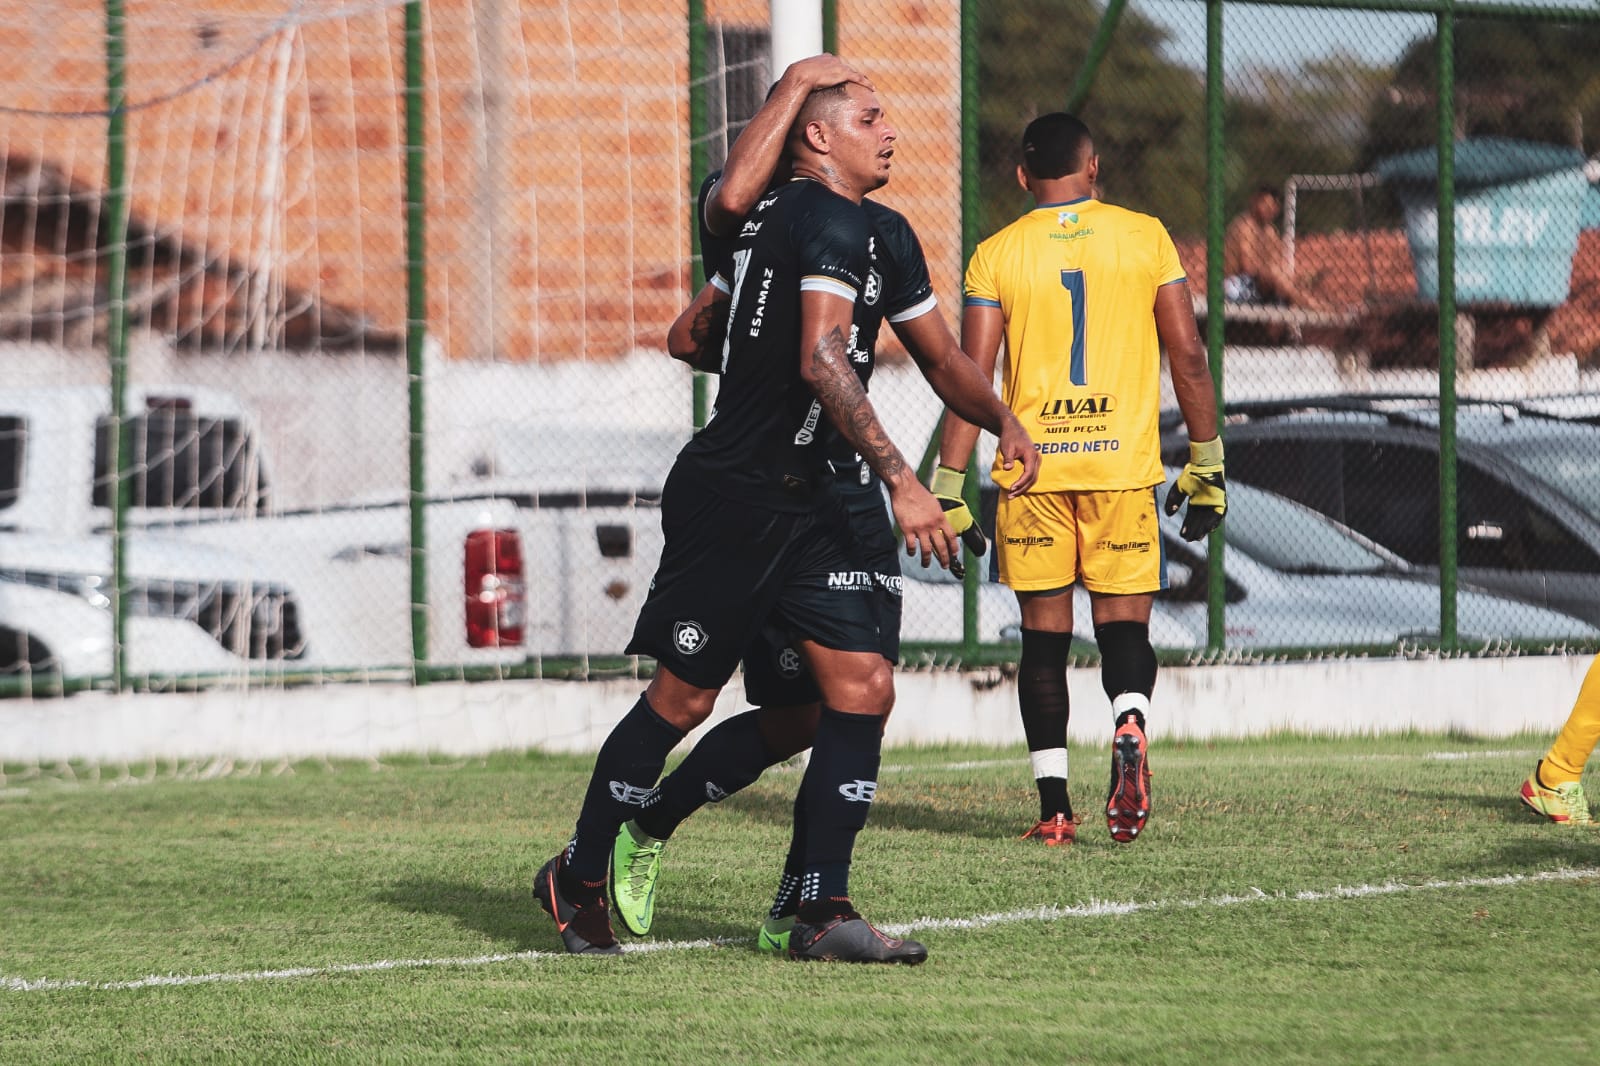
[3,735,1599,1064]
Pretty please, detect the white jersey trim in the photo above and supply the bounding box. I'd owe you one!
[799,275,858,301]
[887,293,938,323]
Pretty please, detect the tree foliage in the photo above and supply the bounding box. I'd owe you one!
[977,1,1205,237]
[978,2,1395,239]
[1359,20,1600,168]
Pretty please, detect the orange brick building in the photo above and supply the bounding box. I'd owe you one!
[0,0,962,363]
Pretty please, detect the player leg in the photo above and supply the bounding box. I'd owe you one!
[610,630,821,937]
[1521,652,1600,825]
[533,470,791,954]
[758,487,903,951]
[776,517,926,964]
[1079,487,1166,844]
[534,667,712,955]
[997,490,1082,845]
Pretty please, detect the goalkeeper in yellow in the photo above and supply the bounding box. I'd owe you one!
[1520,654,1599,825]
[938,112,1223,846]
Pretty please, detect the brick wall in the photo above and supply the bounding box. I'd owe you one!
[0,0,960,362]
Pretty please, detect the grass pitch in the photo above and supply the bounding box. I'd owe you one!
[3,734,1599,1064]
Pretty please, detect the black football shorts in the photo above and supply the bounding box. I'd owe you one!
[741,479,901,707]
[627,466,881,691]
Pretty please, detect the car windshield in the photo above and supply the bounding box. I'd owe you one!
[1496,437,1600,516]
[1223,479,1401,575]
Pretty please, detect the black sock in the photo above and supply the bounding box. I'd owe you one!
[1038,779,1073,821]
[798,707,882,912]
[635,709,776,840]
[567,694,686,887]
[769,788,808,920]
[1095,621,1156,707]
[1020,629,1072,821]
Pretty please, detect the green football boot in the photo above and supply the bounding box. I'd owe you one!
[756,915,795,955]
[609,820,666,936]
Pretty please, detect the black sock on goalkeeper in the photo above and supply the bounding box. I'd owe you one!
[1095,620,1155,729]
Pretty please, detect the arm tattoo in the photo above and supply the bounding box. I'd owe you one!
[806,325,907,482]
[684,302,727,372]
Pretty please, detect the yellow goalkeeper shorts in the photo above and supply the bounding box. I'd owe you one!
[994,486,1167,595]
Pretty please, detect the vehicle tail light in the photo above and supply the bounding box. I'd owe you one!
[465,529,526,647]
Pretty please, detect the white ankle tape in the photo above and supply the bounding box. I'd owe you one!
[1112,693,1151,719]
[1029,747,1069,781]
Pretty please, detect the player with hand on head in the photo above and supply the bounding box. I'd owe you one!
[610,55,1037,956]
[536,71,963,964]
[939,112,1222,848]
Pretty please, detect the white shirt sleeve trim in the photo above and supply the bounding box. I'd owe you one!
[799,276,858,301]
[887,293,938,324]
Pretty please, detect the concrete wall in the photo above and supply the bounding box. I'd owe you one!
[3,654,1588,763]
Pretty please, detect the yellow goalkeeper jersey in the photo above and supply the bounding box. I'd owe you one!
[964,197,1185,492]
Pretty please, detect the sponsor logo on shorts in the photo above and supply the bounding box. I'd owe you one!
[704,781,729,803]
[828,570,874,591]
[609,781,657,806]
[1004,535,1055,548]
[874,572,903,595]
[1097,539,1152,553]
[777,646,803,678]
[673,620,709,655]
[838,779,878,803]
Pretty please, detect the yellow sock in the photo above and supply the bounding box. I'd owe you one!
[1542,653,1600,785]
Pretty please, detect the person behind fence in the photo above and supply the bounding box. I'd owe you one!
[1222,184,1324,310]
[609,53,1038,958]
[534,76,958,965]
[1519,653,1600,826]
[938,111,1224,848]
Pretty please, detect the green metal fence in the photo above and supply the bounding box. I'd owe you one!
[3,0,1600,699]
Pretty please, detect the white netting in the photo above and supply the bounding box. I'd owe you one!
[0,0,702,703]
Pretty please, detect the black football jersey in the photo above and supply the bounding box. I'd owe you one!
[676,178,871,512]
[694,172,938,484]
[696,171,736,290]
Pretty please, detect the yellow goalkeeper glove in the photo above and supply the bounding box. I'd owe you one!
[930,465,988,577]
[1163,436,1227,541]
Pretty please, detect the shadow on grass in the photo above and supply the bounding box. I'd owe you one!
[375,879,756,951]
[721,780,1028,842]
[1476,832,1600,872]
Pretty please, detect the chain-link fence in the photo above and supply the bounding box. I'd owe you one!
[1,0,1598,698]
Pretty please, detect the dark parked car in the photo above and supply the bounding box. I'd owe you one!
[1160,395,1600,626]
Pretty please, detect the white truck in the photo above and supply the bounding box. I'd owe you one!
[0,385,530,683]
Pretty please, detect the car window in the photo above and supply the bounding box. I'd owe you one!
[1459,464,1600,573]
[1224,480,1396,575]
[92,409,265,512]
[1497,436,1600,517]
[0,415,20,511]
[1340,441,1438,564]
[1227,438,1348,526]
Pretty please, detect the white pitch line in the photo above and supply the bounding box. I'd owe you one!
[874,749,1540,775]
[3,748,1543,796]
[7,866,1596,994]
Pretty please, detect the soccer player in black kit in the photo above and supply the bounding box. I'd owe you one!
[599,57,1039,958]
[535,73,1011,964]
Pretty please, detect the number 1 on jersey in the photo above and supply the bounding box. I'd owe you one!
[1059,269,1087,386]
